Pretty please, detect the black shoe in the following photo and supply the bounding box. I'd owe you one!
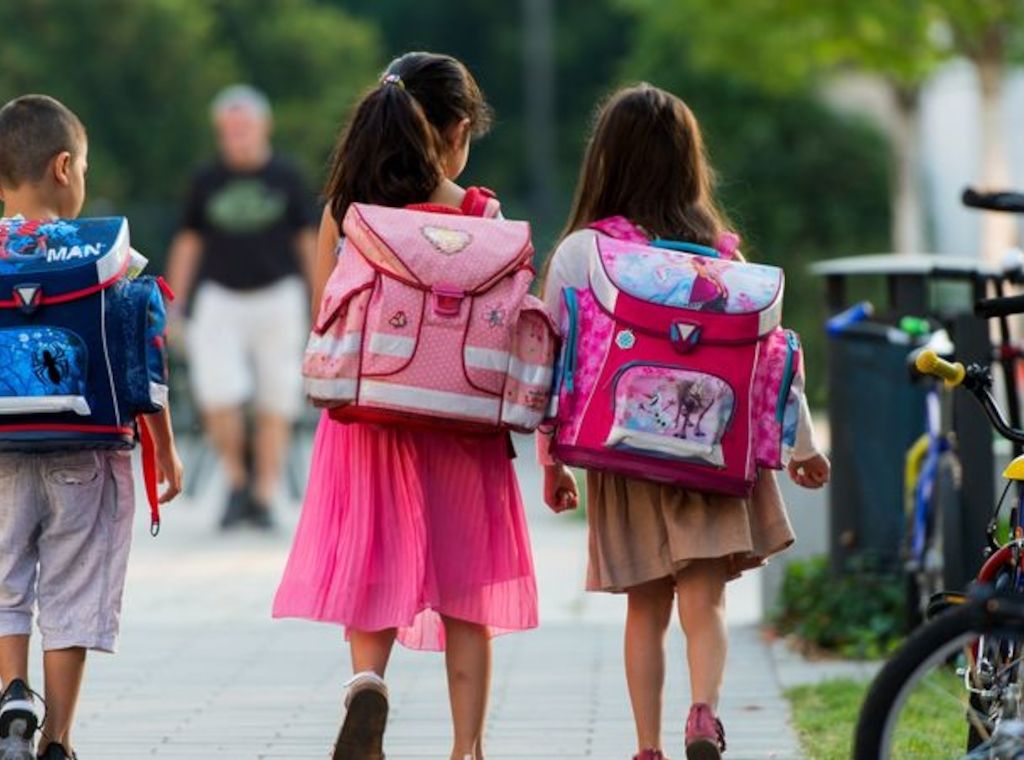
[0,679,39,760]
[37,743,76,760]
[246,494,275,530]
[333,677,388,760]
[220,488,250,530]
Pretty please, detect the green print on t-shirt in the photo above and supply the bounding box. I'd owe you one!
[206,179,287,234]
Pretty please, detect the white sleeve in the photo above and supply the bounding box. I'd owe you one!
[791,393,821,462]
[541,229,594,314]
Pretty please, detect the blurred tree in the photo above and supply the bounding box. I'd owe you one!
[0,0,381,256]
[333,0,635,250]
[621,0,942,254]
[0,0,233,206]
[621,3,892,401]
[937,0,1024,261]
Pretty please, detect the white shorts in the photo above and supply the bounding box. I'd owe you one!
[187,277,307,419]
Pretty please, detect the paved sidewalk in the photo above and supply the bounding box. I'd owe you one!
[34,438,803,759]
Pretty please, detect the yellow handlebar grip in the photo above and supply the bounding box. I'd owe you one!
[915,349,966,387]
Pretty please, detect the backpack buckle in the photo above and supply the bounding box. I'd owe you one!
[13,283,42,315]
[670,322,701,353]
[432,285,465,316]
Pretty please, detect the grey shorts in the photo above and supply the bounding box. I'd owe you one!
[0,450,135,653]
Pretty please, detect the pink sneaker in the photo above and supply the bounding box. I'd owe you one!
[633,751,668,760]
[685,703,726,759]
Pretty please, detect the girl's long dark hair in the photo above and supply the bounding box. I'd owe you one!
[324,52,492,224]
[560,83,732,246]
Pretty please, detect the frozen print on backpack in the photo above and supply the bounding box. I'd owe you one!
[601,245,780,314]
[607,366,734,467]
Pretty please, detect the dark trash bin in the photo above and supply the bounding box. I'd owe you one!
[813,254,998,585]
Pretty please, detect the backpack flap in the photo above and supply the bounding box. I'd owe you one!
[590,236,783,344]
[343,203,533,295]
[0,217,131,307]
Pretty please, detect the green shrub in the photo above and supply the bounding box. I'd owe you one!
[771,556,905,659]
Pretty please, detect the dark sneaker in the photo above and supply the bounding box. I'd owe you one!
[685,703,726,760]
[246,497,275,531]
[634,751,669,760]
[0,679,39,760]
[37,743,76,760]
[333,672,388,760]
[220,488,250,530]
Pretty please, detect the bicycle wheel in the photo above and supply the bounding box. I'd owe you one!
[855,595,1024,759]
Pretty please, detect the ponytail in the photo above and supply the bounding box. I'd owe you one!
[324,52,493,225]
[325,79,444,224]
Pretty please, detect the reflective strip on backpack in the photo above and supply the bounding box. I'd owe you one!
[367,333,416,359]
[305,377,358,400]
[359,380,500,420]
[306,332,361,356]
[0,395,92,416]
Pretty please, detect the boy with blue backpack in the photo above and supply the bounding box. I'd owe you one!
[0,95,183,760]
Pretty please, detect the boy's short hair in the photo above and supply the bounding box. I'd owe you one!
[0,95,86,189]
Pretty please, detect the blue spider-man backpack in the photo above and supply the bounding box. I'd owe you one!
[0,217,170,453]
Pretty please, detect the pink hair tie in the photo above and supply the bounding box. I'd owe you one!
[716,231,741,259]
[381,73,405,90]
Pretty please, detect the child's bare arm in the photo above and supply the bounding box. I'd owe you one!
[142,406,184,503]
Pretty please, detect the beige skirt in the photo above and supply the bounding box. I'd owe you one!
[585,469,795,593]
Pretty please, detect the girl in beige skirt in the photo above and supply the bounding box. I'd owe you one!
[539,84,830,760]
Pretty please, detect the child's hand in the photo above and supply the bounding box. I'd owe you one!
[544,464,579,513]
[788,454,831,489]
[155,442,185,504]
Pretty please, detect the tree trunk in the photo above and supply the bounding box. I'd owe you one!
[976,49,1015,266]
[890,85,925,254]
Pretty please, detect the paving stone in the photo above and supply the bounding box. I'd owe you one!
[15,440,808,758]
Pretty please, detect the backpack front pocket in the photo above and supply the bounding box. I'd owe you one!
[606,364,735,467]
[0,327,90,415]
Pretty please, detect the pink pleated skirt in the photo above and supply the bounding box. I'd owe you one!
[273,413,538,651]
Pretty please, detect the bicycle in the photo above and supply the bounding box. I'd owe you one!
[854,342,1024,758]
[903,323,964,628]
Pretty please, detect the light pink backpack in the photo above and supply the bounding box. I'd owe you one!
[304,189,559,433]
[550,217,803,497]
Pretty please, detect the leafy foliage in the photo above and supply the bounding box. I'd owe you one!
[772,556,906,659]
[0,0,380,254]
[621,19,891,402]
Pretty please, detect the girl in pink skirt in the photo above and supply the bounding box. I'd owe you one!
[273,52,538,760]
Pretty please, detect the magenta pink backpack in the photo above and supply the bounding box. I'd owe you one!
[550,217,803,497]
[303,188,559,433]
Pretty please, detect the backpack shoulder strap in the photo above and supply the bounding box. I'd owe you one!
[461,186,499,218]
[588,216,649,243]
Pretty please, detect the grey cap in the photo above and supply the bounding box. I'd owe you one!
[210,84,272,121]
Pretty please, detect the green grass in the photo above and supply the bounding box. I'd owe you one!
[786,679,867,760]
[787,672,969,759]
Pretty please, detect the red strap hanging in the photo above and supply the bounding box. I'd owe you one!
[137,417,161,536]
[460,186,495,217]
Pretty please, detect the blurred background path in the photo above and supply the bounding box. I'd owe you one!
[39,436,802,760]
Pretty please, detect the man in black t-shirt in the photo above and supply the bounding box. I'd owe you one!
[166,85,316,529]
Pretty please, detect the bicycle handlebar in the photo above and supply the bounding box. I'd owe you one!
[963,188,1024,214]
[915,349,966,387]
[976,293,1024,319]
